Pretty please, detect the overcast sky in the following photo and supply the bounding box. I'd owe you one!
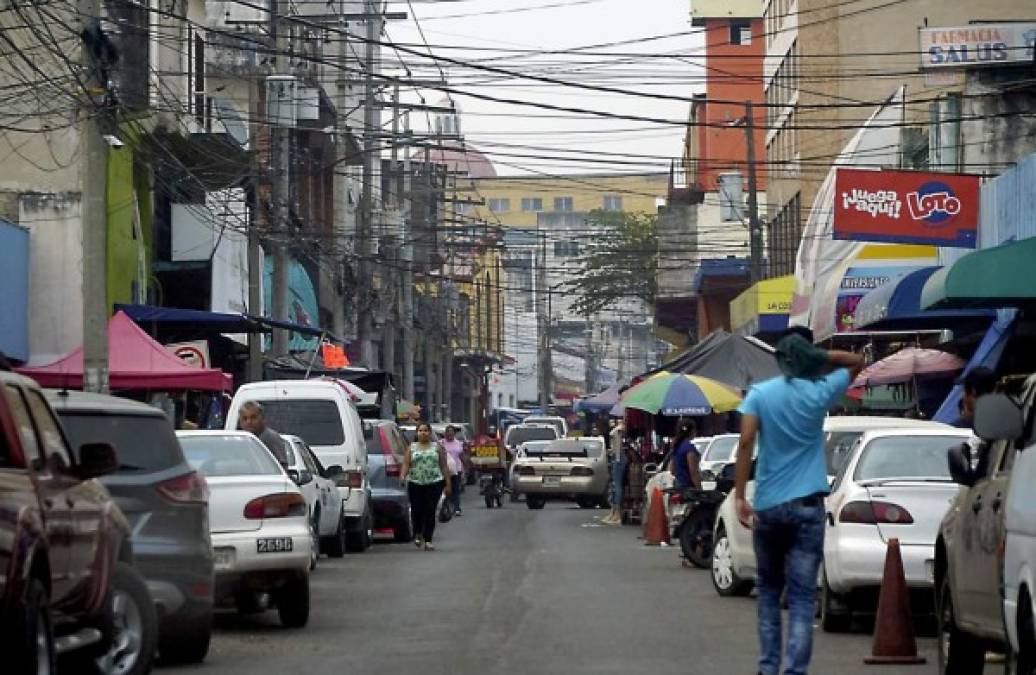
[384,0,704,176]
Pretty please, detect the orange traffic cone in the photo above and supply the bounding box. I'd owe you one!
[864,538,926,665]
[643,487,670,546]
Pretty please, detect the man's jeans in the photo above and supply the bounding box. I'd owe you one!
[752,496,825,675]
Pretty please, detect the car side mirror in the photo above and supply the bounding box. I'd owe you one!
[973,394,1024,442]
[76,442,118,479]
[288,469,314,486]
[947,444,977,487]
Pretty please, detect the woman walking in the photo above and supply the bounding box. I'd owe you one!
[441,425,465,516]
[400,422,452,550]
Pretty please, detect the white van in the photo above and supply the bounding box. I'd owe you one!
[227,380,373,552]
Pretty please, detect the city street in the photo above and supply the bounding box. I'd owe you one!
[161,492,936,675]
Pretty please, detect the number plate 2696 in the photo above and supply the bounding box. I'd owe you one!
[256,537,293,553]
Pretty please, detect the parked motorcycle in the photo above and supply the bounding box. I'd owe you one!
[670,468,734,568]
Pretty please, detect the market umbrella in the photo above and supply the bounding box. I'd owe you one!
[851,347,966,388]
[578,384,623,413]
[620,371,742,416]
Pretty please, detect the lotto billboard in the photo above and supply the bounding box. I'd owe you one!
[833,169,980,248]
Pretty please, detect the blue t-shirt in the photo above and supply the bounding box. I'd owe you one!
[671,439,699,488]
[737,369,852,512]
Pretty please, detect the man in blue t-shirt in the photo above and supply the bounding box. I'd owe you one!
[733,327,863,675]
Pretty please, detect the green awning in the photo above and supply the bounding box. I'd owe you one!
[922,237,1036,310]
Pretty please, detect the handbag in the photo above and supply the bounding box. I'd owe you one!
[438,495,454,523]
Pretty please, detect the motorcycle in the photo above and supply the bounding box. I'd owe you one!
[479,467,507,508]
[670,487,728,569]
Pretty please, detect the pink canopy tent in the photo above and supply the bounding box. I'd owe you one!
[18,311,232,391]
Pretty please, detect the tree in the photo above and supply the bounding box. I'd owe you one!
[565,209,658,317]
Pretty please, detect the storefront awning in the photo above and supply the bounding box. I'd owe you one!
[921,237,1036,310]
[730,275,793,337]
[115,304,343,342]
[854,266,995,330]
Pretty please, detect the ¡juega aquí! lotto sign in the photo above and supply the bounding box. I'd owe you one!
[833,168,980,248]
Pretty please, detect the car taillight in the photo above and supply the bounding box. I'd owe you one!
[839,500,914,525]
[570,466,593,477]
[157,472,209,504]
[668,492,684,506]
[517,466,535,476]
[385,460,401,477]
[347,471,363,489]
[243,493,307,519]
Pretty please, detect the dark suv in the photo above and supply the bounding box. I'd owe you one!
[48,390,213,665]
[0,371,155,674]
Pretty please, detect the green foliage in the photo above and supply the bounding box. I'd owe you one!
[565,209,658,316]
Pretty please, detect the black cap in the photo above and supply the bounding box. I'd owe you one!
[957,366,997,394]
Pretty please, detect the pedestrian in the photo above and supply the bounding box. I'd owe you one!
[441,425,465,516]
[401,422,452,550]
[602,422,626,524]
[951,366,997,428]
[733,327,863,675]
[670,420,701,490]
[237,401,288,466]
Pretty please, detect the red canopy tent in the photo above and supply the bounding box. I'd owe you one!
[18,311,232,391]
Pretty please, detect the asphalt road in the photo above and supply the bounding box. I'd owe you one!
[159,491,937,675]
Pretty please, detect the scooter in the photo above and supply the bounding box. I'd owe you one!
[671,487,728,569]
[479,468,506,508]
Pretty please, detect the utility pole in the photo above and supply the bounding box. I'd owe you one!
[356,0,381,367]
[537,233,549,409]
[401,112,414,401]
[331,14,351,342]
[744,100,763,283]
[80,0,109,393]
[269,0,292,355]
[584,314,594,394]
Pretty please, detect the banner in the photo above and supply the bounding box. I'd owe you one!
[833,169,979,248]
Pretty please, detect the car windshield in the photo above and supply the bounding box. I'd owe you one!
[505,426,558,446]
[528,439,588,456]
[825,431,865,475]
[704,436,737,463]
[250,399,344,446]
[520,441,552,454]
[58,412,183,473]
[853,435,962,482]
[179,434,284,477]
[525,417,564,436]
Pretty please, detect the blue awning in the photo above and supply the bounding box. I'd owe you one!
[115,304,343,342]
[853,266,995,331]
[932,309,1018,424]
[692,257,750,293]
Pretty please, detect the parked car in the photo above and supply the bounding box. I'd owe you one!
[283,434,345,563]
[0,370,156,674]
[819,427,971,632]
[502,423,559,460]
[177,431,312,627]
[507,439,553,489]
[363,419,413,542]
[512,437,609,509]
[699,434,738,487]
[936,378,1035,673]
[523,415,569,438]
[227,380,373,552]
[711,416,952,598]
[49,390,213,664]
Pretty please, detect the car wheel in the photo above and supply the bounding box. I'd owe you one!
[597,492,611,509]
[12,577,55,675]
[526,495,546,510]
[679,509,715,569]
[346,506,373,552]
[158,611,212,665]
[821,568,852,633]
[575,496,597,509]
[1011,589,1036,675]
[276,574,310,628]
[86,562,158,675]
[309,511,320,570]
[938,574,986,674]
[394,511,414,543]
[711,526,752,597]
[323,510,347,558]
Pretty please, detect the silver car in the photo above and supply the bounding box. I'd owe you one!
[283,435,344,566]
[821,427,971,632]
[512,437,609,510]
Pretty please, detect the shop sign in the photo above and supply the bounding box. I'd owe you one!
[833,169,979,248]
[920,23,1036,70]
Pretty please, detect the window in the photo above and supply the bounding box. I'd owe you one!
[554,196,574,212]
[455,202,472,216]
[57,413,182,474]
[603,195,623,211]
[553,240,580,257]
[488,198,510,213]
[730,20,751,45]
[180,435,284,476]
[26,391,71,470]
[252,399,345,446]
[521,197,543,212]
[4,385,39,467]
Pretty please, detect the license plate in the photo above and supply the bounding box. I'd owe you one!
[257,537,293,554]
[544,476,561,487]
[213,547,235,571]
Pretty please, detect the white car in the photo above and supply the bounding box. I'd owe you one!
[283,435,345,565]
[699,434,738,488]
[523,415,568,438]
[177,431,312,627]
[820,427,971,632]
[710,416,952,598]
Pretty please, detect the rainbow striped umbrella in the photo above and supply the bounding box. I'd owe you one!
[621,371,742,416]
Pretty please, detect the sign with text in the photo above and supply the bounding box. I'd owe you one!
[833,169,979,248]
[920,23,1036,70]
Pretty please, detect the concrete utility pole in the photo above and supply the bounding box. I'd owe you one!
[584,315,594,395]
[331,14,351,342]
[80,0,109,394]
[744,100,764,283]
[401,112,414,401]
[269,0,292,355]
[356,0,381,367]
